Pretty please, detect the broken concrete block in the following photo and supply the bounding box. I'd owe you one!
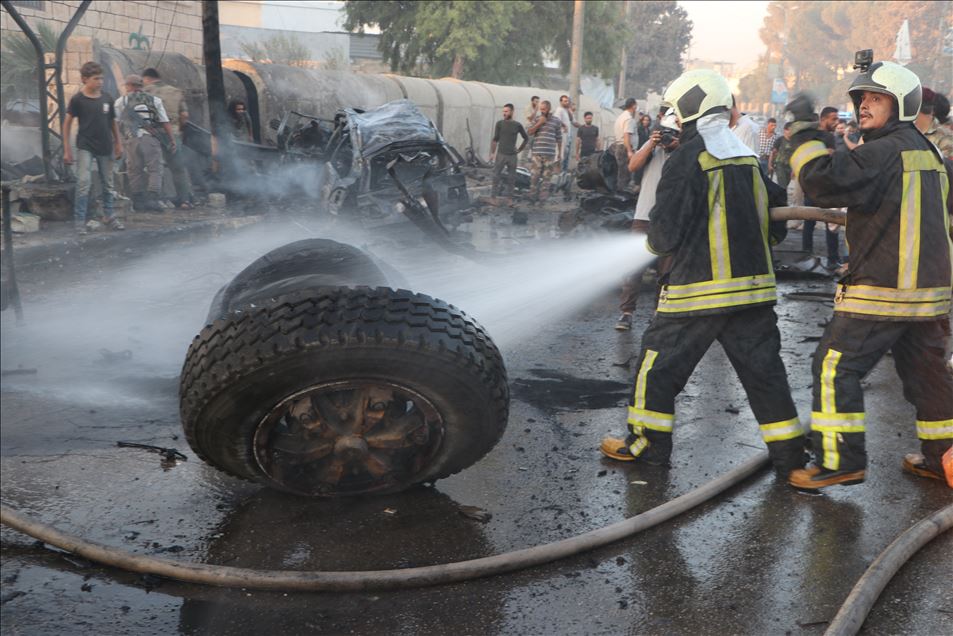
[207,192,226,208]
[11,212,40,233]
[18,182,73,221]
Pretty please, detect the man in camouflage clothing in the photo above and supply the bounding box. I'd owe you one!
[143,68,194,208]
[526,100,562,201]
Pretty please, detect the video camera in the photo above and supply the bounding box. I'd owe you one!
[853,49,873,72]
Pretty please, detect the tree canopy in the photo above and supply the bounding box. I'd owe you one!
[740,1,952,108]
[342,0,627,84]
[620,1,693,100]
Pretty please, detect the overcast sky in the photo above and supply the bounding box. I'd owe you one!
[679,1,770,70]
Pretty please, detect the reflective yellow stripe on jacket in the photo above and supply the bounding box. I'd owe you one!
[657,153,777,314]
[790,140,828,180]
[834,150,952,319]
[658,275,777,313]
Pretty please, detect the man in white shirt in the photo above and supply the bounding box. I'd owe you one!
[730,95,760,152]
[612,97,637,190]
[554,94,580,171]
[615,111,680,330]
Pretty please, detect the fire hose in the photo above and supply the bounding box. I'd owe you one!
[2,452,770,592]
[6,203,945,632]
[824,503,953,636]
[4,464,949,636]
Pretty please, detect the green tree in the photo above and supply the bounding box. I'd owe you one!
[342,0,626,83]
[742,1,953,108]
[620,1,693,100]
[0,22,60,104]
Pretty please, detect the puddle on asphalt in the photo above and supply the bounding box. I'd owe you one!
[510,369,630,411]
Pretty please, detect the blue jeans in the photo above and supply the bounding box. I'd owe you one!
[73,148,116,223]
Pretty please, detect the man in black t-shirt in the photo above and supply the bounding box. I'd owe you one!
[63,61,124,234]
[489,103,528,198]
[575,111,600,161]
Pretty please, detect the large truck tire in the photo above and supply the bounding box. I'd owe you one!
[180,287,509,497]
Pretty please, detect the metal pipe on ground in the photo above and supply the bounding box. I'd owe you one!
[1,452,769,592]
[824,503,953,636]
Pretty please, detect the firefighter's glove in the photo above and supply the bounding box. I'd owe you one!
[785,91,817,122]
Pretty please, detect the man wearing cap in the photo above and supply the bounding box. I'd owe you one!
[115,73,175,212]
[142,67,194,209]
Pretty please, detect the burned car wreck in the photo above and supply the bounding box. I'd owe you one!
[184,99,471,220]
[320,99,470,218]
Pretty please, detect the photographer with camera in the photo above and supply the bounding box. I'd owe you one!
[615,110,680,331]
[785,52,952,490]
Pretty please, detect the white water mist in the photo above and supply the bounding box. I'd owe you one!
[0,222,652,407]
[398,234,653,349]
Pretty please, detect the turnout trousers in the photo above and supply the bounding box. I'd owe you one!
[810,315,953,474]
[626,305,805,473]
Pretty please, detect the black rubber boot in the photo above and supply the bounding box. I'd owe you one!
[768,437,810,479]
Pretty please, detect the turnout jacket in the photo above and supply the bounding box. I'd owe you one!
[647,123,788,316]
[791,121,952,321]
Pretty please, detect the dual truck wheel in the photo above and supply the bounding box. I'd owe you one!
[179,240,509,497]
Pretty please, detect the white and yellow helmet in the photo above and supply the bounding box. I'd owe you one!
[662,69,732,124]
[848,61,921,122]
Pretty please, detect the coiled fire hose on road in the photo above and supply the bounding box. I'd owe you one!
[1,452,770,592]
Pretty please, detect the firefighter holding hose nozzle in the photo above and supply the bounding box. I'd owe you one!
[600,69,808,480]
[785,53,953,490]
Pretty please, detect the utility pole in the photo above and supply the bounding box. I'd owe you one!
[569,0,585,109]
[617,0,630,101]
[202,1,226,141]
[202,0,233,179]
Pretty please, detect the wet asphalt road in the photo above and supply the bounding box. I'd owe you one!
[1,214,951,636]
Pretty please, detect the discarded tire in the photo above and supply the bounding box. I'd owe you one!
[206,238,392,320]
[180,286,510,497]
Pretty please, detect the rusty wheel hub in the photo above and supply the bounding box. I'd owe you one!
[253,381,444,495]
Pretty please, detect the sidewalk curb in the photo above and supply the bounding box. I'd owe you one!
[5,216,264,274]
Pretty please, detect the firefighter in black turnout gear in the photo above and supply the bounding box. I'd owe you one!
[785,61,953,490]
[601,69,807,478]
